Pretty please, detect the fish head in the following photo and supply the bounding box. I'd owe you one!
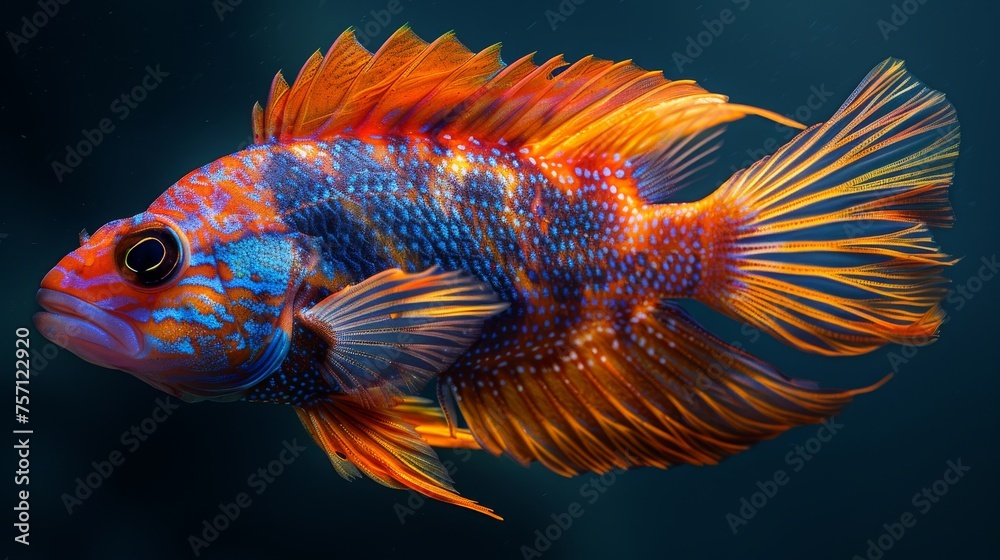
[34,208,313,401]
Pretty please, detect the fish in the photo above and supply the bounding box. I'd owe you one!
[34,26,959,519]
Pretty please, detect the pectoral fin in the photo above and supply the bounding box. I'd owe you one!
[299,267,508,408]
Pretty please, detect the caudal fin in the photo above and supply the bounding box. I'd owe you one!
[699,59,959,355]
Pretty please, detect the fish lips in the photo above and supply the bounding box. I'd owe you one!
[33,288,144,371]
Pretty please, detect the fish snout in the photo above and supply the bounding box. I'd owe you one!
[34,288,144,370]
[39,262,69,292]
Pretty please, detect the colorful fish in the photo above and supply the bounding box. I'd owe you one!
[34,27,959,518]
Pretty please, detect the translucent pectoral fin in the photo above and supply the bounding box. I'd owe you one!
[299,267,509,408]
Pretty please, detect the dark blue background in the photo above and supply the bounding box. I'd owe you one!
[2,0,997,558]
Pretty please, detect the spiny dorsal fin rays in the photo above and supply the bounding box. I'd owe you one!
[319,26,432,135]
[399,42,505,129]
[462,55,570,142]
[359,31,478,131]
[430,52,542,135]
[295,29,373,134]
[280,50,324,137]
[492,54,606,140]
[263,70,290,141]
[529,67,679,148]
[253,26,804,202]
[251,101,264,144]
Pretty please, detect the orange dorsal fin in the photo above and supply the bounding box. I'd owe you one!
[253,26,802,200]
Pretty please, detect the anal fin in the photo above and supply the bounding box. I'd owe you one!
[443,300,886,476]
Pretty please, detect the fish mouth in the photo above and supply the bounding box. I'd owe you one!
[33,288,144,371]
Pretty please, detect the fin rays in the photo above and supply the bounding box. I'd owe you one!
[253,26,801,202]
[296,395,499,519]
[444,301,880,476]
[701,58,959,355]
[299,267,508,408]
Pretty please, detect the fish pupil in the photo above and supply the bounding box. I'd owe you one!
[115,226,182,287]
[126,238,166,273]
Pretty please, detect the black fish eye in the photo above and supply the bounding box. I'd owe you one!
[115,226,183,287]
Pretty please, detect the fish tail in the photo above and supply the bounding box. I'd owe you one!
[697,58,959,356]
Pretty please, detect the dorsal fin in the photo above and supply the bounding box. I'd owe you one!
[253,26,802,200]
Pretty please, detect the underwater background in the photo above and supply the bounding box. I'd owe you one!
[2,0,997,558]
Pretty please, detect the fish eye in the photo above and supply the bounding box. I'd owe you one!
[115,225,183,287]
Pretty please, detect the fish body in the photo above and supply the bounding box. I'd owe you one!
[35,27,959,518]
[133,135,706,406]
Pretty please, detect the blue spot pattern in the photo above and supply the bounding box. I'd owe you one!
[234,136,707,405]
